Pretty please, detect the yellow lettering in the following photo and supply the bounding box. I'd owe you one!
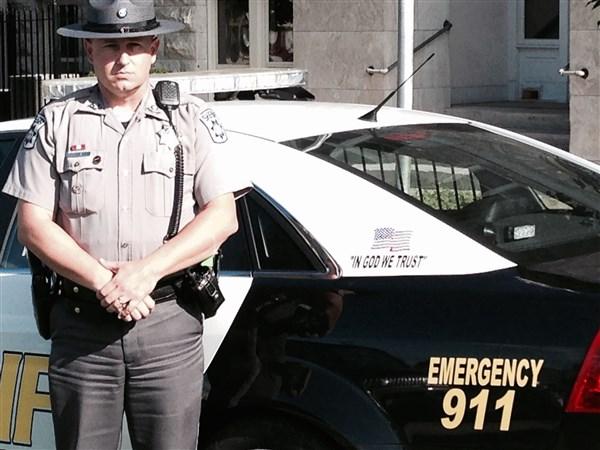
[495,390,516,431]
[516,359,529,388]
[429,356,543,390]
[441,388,466,429]
[440,358,455,385]
[13,354,50,446]
[530,359,544,387]
[491,358,503,386]
[465,358,478,386]
[454,358,466,386]
[469,389,489,431]
[427,357,440,385]
[0,352,22,443]
[502,359,517,387]
[478,358,491,386]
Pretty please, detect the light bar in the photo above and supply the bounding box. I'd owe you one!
[41,68,307,103]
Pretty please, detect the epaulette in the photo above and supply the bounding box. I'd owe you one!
[42,86,98,112]
[180,92,208,109]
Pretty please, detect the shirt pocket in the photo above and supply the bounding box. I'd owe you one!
[143,150,176,216]
[57,152,105,215]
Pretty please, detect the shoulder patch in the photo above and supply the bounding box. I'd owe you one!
[23,113,46,150]
[199,109,228,144]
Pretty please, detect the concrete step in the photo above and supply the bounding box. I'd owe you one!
[446,101,569,134]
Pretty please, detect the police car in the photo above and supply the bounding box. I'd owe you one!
[1,89,600,449]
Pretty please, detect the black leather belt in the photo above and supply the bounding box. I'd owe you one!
[58,275,183,304]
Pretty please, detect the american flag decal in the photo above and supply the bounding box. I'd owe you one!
[371,228,412,252]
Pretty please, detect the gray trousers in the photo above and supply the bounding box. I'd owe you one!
[48,296,204,450]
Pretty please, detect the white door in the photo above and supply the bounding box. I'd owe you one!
[515,0,569,102]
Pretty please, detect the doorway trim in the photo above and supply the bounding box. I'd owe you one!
[507,0,569,102]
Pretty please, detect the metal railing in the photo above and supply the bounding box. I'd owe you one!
[0,3,87,120]
[367,20,453,75]
[559,64,589,79]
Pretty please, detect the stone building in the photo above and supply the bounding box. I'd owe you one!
[1,0,598,161]
[158,0,597,161]
[569,0,599,162]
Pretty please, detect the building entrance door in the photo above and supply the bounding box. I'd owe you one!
[515,0,569,102]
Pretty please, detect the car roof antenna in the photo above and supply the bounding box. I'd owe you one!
[359,52,435,122]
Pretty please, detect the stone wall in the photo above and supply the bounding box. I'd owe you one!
[294,0,398,106]
[154,0,209,73]
[569,0,600,161]
[414,0,450,112]
[294,0,451,112]
[448,0,508,104]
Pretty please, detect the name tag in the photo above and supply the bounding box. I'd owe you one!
[66,151,91,158]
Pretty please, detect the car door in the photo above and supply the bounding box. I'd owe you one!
[0,132,55,449]
[201,190,359,447]
[204,199,254,369]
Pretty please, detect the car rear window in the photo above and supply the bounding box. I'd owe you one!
[282,124,600,268]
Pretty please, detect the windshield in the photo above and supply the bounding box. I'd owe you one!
[283,124,600,275]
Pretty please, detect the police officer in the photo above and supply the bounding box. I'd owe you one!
[2,1,250,449]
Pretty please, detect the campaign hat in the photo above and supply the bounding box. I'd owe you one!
[57,0,184,39]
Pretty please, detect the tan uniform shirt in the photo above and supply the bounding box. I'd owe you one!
[3,84,250,262]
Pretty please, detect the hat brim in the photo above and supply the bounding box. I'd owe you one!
[57,19,184,39]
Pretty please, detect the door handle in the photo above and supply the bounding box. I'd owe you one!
[559,65,589,79]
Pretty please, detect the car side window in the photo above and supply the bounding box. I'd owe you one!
[245,193,325,272]
[0,132,25,270]
[0,135,19,167]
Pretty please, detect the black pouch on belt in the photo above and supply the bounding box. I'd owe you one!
[181,255,225,318]
[27,251,55,340]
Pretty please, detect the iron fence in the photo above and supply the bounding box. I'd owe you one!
[0,3,87,121]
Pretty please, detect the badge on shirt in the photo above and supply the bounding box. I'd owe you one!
[23,114,46,150]
[156,124,180,149]
[199,109,228,144]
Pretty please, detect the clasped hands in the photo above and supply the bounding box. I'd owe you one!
[96,258,159,322]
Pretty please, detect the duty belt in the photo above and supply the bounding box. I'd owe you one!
[58,274,184,304]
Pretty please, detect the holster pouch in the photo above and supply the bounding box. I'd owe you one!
[27,251,55,340]
[182,263,225,318]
